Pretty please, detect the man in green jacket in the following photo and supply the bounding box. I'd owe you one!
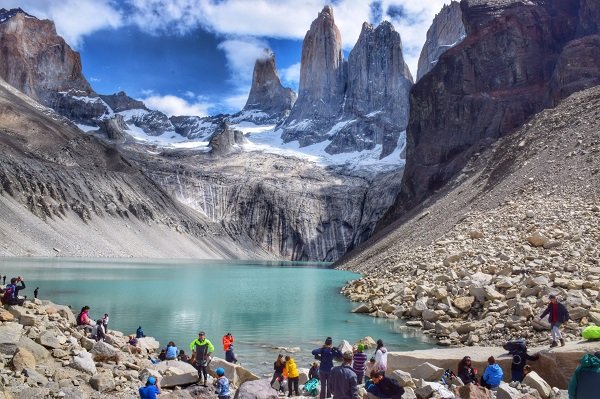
[568,351,600,399]
[189,331,215,386]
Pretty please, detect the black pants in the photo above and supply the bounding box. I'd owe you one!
[197,363,208,384]
[319,371,330,398]
[288,377,299,397]
[270,372,285,392]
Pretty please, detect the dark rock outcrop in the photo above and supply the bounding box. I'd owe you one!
[97,115,128,141]
[209,122,248,155]
[382,0,600,226]
[100,92,147,113]
[281,6,346,145]
[241,50,296,123]
[170,115,222,140]
[126,110,175,136]
[417,1,465,81]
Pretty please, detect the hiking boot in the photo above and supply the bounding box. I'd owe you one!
[550,341,558,348]
[560,338,565,347]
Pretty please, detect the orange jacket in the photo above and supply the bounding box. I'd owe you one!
[222,334,234,351]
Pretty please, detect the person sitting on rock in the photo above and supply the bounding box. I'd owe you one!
[364,357,376,384]
[165,341,178,360]
[127,335,142,355]
[540,293,570,348]
[309,361,319,381]
[2,276,26,306]
[76,306,95,335]
[457,356,479,385]
[225,343,238,364]
[481,356,503,389]
[178,350,190,363]
[139,375,161,399]
[214,367,231,399]
[158,349,167,362]
[93,319,106,342]
[136,326,146,338]
[365,370,404,399]
[568,351,600,399]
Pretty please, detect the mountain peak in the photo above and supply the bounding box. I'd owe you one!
[0,8,35,23]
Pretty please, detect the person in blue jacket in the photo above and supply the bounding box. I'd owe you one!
[311,337,342,399]
[568,351,600,399]
[481,356,503,389]
[214,367,231,399]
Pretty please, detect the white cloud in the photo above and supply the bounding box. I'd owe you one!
[3,0,122,48]
[280,62,301,90]
[217,38,271,83]
[223,91,251,112]
[142,94,212,117]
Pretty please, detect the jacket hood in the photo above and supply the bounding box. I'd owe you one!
[580,353,600,368]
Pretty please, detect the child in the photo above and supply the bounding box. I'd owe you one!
[214,367,231,399]
[178,350,190,362]
[102,313,109,333]
[139,376,161,399]
[308,361,319,380]
[364,357,376,384]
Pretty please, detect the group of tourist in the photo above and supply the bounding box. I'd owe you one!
[75,305,110,342]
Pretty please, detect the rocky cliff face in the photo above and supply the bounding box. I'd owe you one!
[241,51,296,123]
[100,91,148,113]
[381,0,600,226]
[281,6,346,145]
[416,1,465,81]
[209,121,248,155]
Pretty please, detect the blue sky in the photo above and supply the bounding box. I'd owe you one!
[6,0,451,116]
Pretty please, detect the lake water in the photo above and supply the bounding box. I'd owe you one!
[0,258,433,374]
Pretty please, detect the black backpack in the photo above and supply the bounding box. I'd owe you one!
[503,338,527,354]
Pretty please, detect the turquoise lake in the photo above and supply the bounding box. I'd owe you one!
[0,258,433,374]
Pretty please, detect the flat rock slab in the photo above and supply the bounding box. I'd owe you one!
[387,340,600,389]
[0,323,23,355]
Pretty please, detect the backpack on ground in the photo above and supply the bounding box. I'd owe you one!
[582,325,600,340]
[503,338,527,354]
[303,378,319,396]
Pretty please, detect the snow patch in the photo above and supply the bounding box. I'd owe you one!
[76,124,99,132]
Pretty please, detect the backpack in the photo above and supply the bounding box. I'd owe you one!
[1,285,15,304]
[76,312,84,326]
[303,378,319,396]
[503,338,527,354]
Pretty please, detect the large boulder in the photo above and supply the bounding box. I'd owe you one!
[70,351,97,375]
[211,357,259,387]
[0,323,23,355]
[17,336,49,362]
[234,378,279,399]
[153,360,199,388]
[12,347,36,372]
[90,341,120,359]
[389,369,415,388]
[137,336,160,352]
[412,362,445,381]
[522,371,552,399]
[37,330,66,349]
[453,383,489,399]
[89,371,116,392]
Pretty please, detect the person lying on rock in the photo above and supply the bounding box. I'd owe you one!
[365,370,404,399]
[457,356,479,385]
[139,376,161,399]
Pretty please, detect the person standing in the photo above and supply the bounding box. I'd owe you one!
[311,337,342,399]
[225,344,238,364]
[139,376,161,399]
[214,367,231,399]
[352,344,367,384]
[189,331,214,387]
[34,287,39,299]
[270,354,286,394]
[222,333,234,354]
[328,351,359,399]
[540,294,570,347]
[366,371,404,399]
[568,351,600,399]
[374,339,388,375]
[102,313,109,333]
[481,356,503,389]
[510,345,539,382]
[284,355,300,397]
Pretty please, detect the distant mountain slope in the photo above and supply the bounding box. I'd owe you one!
[0,78,263,258]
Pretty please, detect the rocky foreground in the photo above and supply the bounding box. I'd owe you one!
[339,86,600,348]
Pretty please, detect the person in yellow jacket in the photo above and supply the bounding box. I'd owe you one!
[285,355,300,397]
[189,331,215,386]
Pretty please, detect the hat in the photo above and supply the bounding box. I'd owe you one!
[147,376,157,385]
[216,367,225,376]
[548,294,556,299]
[342,351,353,361]
[199,331,205,335]
[357,344,364,352]
[325,337,333,345]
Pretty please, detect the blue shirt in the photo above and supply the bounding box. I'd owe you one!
[216,376,230,397]
[139,385,160,399]
[166,346,178,359]
[482,363,504,387]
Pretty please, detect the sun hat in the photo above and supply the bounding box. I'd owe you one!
[147,376,156,385]
[357,343,364,352]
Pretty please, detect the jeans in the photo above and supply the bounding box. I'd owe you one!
[551,323,563,341]
[319,371,330,398]
[288,377,299,396]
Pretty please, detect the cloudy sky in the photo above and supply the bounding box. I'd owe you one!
[6,0,451,116]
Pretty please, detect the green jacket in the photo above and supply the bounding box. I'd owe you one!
[189,338,215,356]
[568,353,600,399]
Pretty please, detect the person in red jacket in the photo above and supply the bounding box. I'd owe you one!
[222,332,234,352]
[540,294,570,348]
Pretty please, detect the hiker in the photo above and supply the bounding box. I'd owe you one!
[139,375,161,399]
[374,339,388,375]
[189,331,214,386]
[457,356,479,385]
[34,287,39,299]
[328,351,358,399]
[284,355,300,397]
[309,362,319,380]
[312,336,342,399]
[568,351,600,399]
[364,357,376,384]
[2,277,26,306]
[76,306,95,334]
[540,293,570,347]
[225,343,238,364]
[93,319,106,342]
[127,335,142,354]
[214,367,231,399]
[178,350,190,362]
[222,332,234,353]
[165,341,178,360]
[3,276,6,284]
[352,344,367,384]
[136,326,146,338]
[504,340,539,382]
[481,356,503,389]
[270,354,286,393]
[102,313,109,333]
[366,370,404,399]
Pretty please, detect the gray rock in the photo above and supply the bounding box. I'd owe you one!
[70,351,97,375]
[17,336,50,362]
[12,347,36,372]
[411,362,444,381]
[90,341,119,359]
[209,121,248,156]
[89,372,115,392]
[37,330,65,349]
[234,378,279,399]
[0,322,24,355]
